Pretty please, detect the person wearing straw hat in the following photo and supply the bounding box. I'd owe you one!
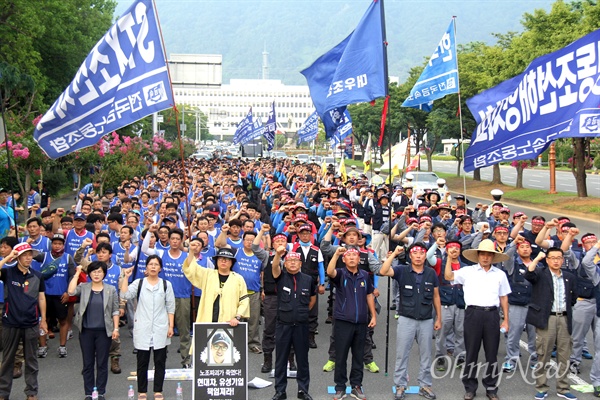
[444,239,511,400]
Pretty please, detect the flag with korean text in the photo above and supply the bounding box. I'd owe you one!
[264,101,276,150]
[233,108,253,145]
[297,111,319,145]
[464,28,600,172]
[33,0,173,159]
[330,110,353,148]
[300,0,386,139]
[402,19,458,110]
[242,115,264,145]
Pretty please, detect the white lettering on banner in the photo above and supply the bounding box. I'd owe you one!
[429,32,453,66]
[473,39,600,146]
[472,133,558,168]
[404,76,457,102]
[326,74,368,97]
[39,2,155,126]
[47,89,148,154]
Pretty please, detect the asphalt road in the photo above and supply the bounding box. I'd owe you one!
[427,160,600,198]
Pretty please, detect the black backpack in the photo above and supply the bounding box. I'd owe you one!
[136,278,168,301]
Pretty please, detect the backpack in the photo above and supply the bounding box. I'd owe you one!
[136,278,168,301]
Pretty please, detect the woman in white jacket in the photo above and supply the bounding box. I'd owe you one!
[121,255,175,400]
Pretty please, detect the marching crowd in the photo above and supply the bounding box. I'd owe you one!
[0,155,598,400]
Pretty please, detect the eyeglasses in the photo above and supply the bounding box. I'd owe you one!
[212,344,228,351]
[547,256,564,261]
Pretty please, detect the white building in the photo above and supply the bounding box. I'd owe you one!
[170,54,315,140]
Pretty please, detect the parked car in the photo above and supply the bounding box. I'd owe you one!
[270,151,288,159]
[190,152,212,160]
[296,154,310,163]
[400,171,448,193]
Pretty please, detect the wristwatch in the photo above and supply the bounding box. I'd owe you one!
[235,315,242,321]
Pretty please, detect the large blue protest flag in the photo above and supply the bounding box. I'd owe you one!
[33,0,173,159]
[464,28,600,172]
[264,101,276,150]
[233,108,253,145]
[301,0,386,138]
[321,106,347,139]
[402,19,458,110]
[297,111,320,145]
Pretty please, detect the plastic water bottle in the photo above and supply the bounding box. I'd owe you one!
[500,327,507,334]
[128,385,135,400]
[176,382,183,400]
[91,387,99,400]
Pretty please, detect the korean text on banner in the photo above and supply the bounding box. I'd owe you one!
[297,111,319,145]
[330,109,353,147]
[464,28,600,172]
[301,0,386,139]
[34,0,173,159]
[233,108,253,145]
[264,101,276,150]
[402,19,458,110]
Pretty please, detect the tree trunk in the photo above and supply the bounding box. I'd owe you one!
[515,165,524,189]
[426,153,433,172]
[491,163,503,185]
[456,160,462,177]
[473,168,481,181]
[572,138,588,197]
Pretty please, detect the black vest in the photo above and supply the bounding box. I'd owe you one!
[506,258,532,306]
[397,265,437,320]
[275,270,314,325]
[577,259,595,299]
[263,251,280,295]
[438,254,466,309]
[293,243,320,282]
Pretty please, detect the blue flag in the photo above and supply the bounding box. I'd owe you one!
[233,108,253,145]
[464,28,600,172]
[321,107,347,139]
[33,0,173,159]
[244,116,265,145]
[264,101,276,150]
[297,111,319,145]
[402,19,458,110]
[330,110,353,147]
[301,0,386,136]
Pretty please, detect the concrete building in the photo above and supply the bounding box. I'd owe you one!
[169,54,315,140]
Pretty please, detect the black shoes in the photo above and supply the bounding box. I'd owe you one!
[271,392,287,400]
[298,390,313,400]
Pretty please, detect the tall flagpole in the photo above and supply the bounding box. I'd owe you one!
[377,0,393,378]
[453,16,467,198]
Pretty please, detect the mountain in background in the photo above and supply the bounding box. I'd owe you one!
[116,0,554,85]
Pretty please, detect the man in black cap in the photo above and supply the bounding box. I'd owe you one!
[269,249,317,400]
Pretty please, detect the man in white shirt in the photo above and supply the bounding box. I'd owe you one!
[444,239,511,400]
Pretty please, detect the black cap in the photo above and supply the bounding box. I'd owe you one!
[212,248,237,267]
[211,332,231,346]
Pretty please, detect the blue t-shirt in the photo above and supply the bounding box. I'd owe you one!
[162,250,191,298]
[42,253,73,296]
[233,249,262,292]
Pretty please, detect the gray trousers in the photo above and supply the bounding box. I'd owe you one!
[535,315,571,394]
[504,304,536,366]
[175,297,191,365]
[590,315,600,385]
[0,326,39,398]
[394,316,434,388]
[570,298,595,363]
[262,294,277,355]
[248,292,262,349]
[435,305,465,358]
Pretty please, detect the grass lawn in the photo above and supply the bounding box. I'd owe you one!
[501,189,574,205]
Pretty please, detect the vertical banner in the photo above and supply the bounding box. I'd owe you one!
[193,322,248,400]
[344,135,354,159]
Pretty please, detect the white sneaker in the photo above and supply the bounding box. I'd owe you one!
[38,346,48,358]
[58,346,67,358]
[67,330,73,340]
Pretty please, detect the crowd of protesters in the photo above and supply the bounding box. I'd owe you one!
[0,154,598,400]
